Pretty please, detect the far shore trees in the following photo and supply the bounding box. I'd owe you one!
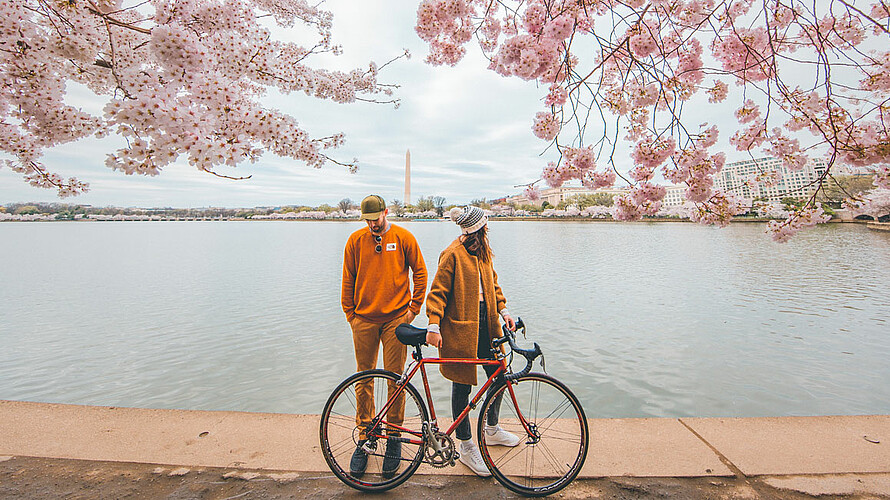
[817,175,879,207]
[338,198,354,213]
[414,196,435,213]
[558,193,616,210]
[388,199,406,216]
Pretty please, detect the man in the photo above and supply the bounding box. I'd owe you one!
[341,194,427,479]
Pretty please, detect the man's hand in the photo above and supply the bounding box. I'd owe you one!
[426,331,442,348]
[405,310,417,323]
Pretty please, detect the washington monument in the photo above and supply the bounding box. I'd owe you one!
[404,149,411,205]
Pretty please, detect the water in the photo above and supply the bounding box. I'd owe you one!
[1,220,888,418]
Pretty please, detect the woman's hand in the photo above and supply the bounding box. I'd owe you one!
[503,314,516,331]
[426,331,443,348]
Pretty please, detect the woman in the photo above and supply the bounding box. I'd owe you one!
[425,205,519,477]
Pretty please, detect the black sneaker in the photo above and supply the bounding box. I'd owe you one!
[382,438,401,479]
[349,439,368,478]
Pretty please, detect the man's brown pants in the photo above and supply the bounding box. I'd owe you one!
[350,312,409,439]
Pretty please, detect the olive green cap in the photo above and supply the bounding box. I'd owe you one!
[360,194,386,220]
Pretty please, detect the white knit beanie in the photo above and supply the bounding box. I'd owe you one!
[449,205,488,234]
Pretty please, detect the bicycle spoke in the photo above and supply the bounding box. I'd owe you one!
[326,415,357,432]
[537,440,570,477]
[327,434,357,456]
[527,443,535,484]
[490,442,527,469]
[478,374,587,496]
[320,370,429,493]
[343,388,358,411]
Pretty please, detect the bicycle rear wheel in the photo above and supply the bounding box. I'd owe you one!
[477,373,588,496]
[319,369,428,492]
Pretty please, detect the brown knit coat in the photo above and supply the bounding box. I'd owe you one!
[426,238,507,385]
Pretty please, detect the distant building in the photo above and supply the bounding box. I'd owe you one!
[662,185,687,207]
[506,185,628,207]
[507,183,688,207]
[713,157,828,202]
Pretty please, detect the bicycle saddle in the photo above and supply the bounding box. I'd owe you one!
[395,323,427,346]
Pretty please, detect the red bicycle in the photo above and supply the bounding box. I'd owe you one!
[319,318,588,496]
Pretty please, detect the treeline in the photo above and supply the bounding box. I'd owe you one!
[0,203,273,219]
[0,195,491,219]
[2,191,618,220]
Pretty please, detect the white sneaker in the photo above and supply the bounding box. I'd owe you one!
[458,440,491,477]
[484,424,520,447]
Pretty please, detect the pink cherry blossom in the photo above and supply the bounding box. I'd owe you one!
[689,192,744,227]
[2,0,407,195]
[707,81,729,103]
[542,162,563,188]
[735,100,761,124]
[767,206,832,243]
[412,0,888,239]
[522,2,547,34]
[845,188,890,219]
[632,136,677,170]
[524,185,541,201]
[544,84,568,107]
[532,111,560,141]
[612,194,643,221]
[581,169,616,189]
[873,165,890,190]
[563,146,596,172]
[544,14,574,41]
[730,121,768,151]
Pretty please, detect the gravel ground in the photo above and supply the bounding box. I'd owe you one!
[2,455,889,499]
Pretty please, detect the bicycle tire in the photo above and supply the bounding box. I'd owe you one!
[477,372,588,497]
[319,369,428,492]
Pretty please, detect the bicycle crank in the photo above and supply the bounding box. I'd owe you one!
[424,431,457,468]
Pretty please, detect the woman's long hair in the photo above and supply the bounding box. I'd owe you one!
[462,226,492,262]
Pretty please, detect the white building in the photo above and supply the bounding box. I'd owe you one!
[714,157,828,202]
[507,183,688,207]
[662,185,687,207]
[507,185,629,207]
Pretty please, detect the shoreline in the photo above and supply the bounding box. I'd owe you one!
[0,216,876,224]
[2,399,888,477]
[1,400,889,497]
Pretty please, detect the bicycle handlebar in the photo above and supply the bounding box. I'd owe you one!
[493,317,542,381]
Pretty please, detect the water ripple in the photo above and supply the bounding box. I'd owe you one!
[1,221,889,417]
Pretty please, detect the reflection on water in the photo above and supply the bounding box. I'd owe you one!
[1,221,889,417]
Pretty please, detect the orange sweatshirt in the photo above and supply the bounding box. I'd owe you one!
[341,223,427,324]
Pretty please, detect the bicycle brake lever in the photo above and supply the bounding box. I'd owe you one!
[540,353,546,373]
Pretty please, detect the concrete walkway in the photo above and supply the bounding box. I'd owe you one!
[1,400,889,493]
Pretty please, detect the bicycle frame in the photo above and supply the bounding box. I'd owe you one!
[362,353,534,447]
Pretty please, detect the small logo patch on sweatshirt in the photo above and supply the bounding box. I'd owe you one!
[386,243,397,251]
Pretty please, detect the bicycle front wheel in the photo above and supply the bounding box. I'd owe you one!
[319,369,428,492]
[477,372,588,497]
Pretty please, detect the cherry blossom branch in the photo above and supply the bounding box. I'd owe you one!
[85,1,151,35]
[200,167,252,180]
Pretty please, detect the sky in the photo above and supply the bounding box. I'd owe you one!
[1,0,809,209]
[0,1,563,208]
